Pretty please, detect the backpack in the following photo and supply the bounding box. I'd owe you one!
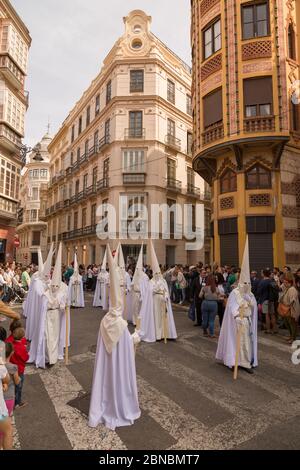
[268,280,279,302]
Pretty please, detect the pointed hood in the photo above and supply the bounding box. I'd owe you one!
[70,252,81,282]
[51,243,62,287]
[43,243,54,279]
[118,244,126,271]
[132,244,143,288]
[149,239,161,276]
[100,245,127,354]
[74,252,79,275]
[238,236,251,294]
[101,248,107,271]
[38,248,44,276]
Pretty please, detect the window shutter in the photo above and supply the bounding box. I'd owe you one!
[243,77,273,106]
[203,88,223,128]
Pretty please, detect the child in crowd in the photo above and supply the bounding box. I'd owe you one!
[4,342,20,416]
[0,340,13,450]
[6,319,26,346]
[7,328,28,408]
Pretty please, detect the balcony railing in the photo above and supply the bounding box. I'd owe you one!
[98,135,110,150]
[124,128,145,140]
[202,121,224,145]
[50,170,65,186]
[165,134,181,151]
[166,178,182,192]
[244,115,275,133]
[187,184,201,197]
[97,178,109,192]
[61,224,97,241]
[130,80,144,93]
[123,173,145,184]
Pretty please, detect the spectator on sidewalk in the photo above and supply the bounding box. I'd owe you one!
[7,328,29,409]
[199,274,219,338]
[279,273,300,344]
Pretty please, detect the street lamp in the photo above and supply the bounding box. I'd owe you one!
[20,143,44,165]
[32,143,44,162]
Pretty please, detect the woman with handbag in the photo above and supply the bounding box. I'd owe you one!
[278,273,300,344]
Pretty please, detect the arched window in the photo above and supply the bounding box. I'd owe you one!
[288,24,296,61]
[245,164,271,189]
[220,168,237,194]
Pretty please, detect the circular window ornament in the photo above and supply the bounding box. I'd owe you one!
[133,25,142,33]
[131,39,143,50]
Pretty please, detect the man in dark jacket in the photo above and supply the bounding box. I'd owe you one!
[257,269,278,334]
[191,268,207,326]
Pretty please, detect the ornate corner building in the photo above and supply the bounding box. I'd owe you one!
[46,10,206,267]
[0,1,30,263]
[16,133,51,264]
[192,0,300,272]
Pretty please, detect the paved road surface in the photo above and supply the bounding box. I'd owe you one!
[2,294,300,450]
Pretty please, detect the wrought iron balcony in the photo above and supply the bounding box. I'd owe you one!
[244,115,275,133]
[166,178,182,192]
[202,121,224,145]
[97,178,109,192]
[187,184,201,198]
[165,134,181,151]
[124,128,145,140]
[98,135,110,151]
[62,224,97,241]
[123,173,145,184]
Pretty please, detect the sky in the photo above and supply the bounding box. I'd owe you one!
[11,0,191,148]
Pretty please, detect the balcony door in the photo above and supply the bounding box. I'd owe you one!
[129,111,143,138]
[167,158,176,182]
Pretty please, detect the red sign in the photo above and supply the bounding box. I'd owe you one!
[14,238,20,248]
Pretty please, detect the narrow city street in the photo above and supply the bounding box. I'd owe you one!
[4,293,300,451]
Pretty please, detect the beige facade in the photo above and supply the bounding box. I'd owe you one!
[46,10,207,267]
[16,133,51,264]
[0,0,30,263]
[192,0,300,272]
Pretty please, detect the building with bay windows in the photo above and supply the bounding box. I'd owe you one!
[16,133,51,264]
[192,0,300,272]
[46,10,207,267]
[0,0,31,263]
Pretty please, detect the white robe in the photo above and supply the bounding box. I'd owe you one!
[124,272,133,323]
[216,289,258,369]
[68,275,85,308]
[25,277,48,341]
[93,272,109,309]
[28,283,71,369]
[139,276,156,343]
[151,277,177,341]
[88,328,141,431]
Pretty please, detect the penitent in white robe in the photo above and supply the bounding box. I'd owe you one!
[93,272,109,309]
[25,277,49,341]
[216,289,258,369]
[68,275,85,308]
[151,277,177,341]
[28,283,70,369]
[88,328,141,431]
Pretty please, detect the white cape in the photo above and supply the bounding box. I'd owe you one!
[25,278,47,341]
[216,290,258,368]
[68,275,85,308]
[93,272,109,309]
[88,328,141,431]
[28,283,71,369]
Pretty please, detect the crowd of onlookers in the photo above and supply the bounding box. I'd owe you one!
[162,263,300,342]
